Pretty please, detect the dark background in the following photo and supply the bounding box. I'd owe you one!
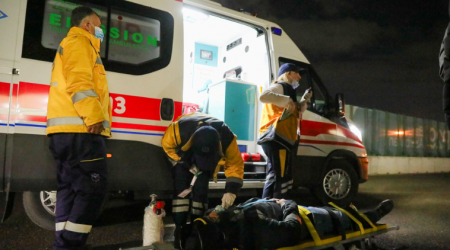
[213,0,449,122]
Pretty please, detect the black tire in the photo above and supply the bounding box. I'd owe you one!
[23,191,55,231]
[23,191,109,231]
[312,160,359,207]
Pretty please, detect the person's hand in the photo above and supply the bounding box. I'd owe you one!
[301,89,313,103]
[286,99,298,114]
[275,199,286,205]
[221,193,236,208]
[87,122,104,134]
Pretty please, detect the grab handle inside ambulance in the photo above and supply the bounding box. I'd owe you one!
[160,98,174,121]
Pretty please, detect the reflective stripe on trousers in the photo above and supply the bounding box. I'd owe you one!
[191,201,208,216]
[281,180,293,194]
[55,221,92,233]
[173,198,190,213]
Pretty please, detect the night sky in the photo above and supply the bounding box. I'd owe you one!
[213,0,448,122]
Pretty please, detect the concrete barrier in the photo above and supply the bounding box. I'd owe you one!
[367,156,450,175]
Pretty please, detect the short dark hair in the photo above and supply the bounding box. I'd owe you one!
[70,6,99,28]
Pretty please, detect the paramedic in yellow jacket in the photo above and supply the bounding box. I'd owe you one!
[161,113,244,249]
[46,6,111,250]
[259,63,312,199]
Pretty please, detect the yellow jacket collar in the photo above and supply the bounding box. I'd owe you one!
[67,27,101,51]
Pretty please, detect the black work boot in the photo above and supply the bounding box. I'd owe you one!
[174,227,183,249]
[375,199,394,220]
[174,225,192,249]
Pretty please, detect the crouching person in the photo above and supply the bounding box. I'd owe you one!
[184,198,394,250]
[161,113,244,249]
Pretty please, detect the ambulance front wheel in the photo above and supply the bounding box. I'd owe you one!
[313,160,359,207]
[23,191,109,231]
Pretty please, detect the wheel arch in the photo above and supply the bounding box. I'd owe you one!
[321,149,361,181]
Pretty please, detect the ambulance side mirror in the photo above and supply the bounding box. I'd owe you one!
[335,93,345,117]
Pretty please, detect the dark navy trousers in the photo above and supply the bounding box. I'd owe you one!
[49,133,108,250]
[261,141,293,199]
[171,163,210,229]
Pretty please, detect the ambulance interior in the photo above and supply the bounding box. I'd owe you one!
[182,8,270,152]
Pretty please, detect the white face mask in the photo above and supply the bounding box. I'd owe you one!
[291,80,299,89]
[88,22,104,42]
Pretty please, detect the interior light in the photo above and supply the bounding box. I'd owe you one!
[183,8,209,23]
[271,27,282,36]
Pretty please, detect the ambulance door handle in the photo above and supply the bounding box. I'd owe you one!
[160,98,174,121]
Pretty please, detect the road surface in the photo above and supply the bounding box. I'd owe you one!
[1,173,450,250]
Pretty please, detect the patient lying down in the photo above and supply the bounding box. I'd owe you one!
[184,198,394,250]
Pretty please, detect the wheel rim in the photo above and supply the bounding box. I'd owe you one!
[323,168,351,200]
[40,191,57,216]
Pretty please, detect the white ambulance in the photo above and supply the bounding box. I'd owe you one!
[0,0,368,230]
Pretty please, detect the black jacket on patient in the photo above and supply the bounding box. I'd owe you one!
[185,198,304,250]
[185,198,392,250]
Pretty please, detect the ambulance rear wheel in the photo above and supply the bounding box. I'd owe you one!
[23,191,109,231]
[23,191,55,230]
[313,160,359,207]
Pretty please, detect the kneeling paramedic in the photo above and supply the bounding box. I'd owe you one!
[185,198,394,250]
[161,113,244,249]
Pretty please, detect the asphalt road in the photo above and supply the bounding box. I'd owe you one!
[1,173,450,250]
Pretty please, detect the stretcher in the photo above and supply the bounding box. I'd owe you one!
[277,203,400,250]
[121,202,400,250]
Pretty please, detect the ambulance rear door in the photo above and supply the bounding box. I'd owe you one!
[0,1,22,191]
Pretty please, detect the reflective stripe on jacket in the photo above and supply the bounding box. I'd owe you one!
[161,113,244,194]
[47,27,112,137]
[259,82,298,149]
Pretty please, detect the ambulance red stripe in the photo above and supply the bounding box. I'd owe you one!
[11,82,182,122]
[299,139,365,149]
[111,122,167,132]
[18,82,49,110]
[301,119,362,144]
[301,120,336,137]
[16,114,47,123]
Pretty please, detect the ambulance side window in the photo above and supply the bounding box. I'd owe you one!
[40,1,108,58]
[23,0,174,75]
[108,9,161,65]
[310,76,327,116]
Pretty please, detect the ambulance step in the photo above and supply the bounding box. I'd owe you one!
[216,172,266,180]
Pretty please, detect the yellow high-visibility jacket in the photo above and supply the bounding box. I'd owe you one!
[259,82,298,149]
[162,113,244,194]
[47,27,112,137]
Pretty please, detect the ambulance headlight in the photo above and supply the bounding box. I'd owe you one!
[349,123,362,141]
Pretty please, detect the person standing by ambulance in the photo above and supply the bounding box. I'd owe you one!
[161,113,244,249]
[46,6,111,250]
[439,0,450,130]
[258,63,312,199]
